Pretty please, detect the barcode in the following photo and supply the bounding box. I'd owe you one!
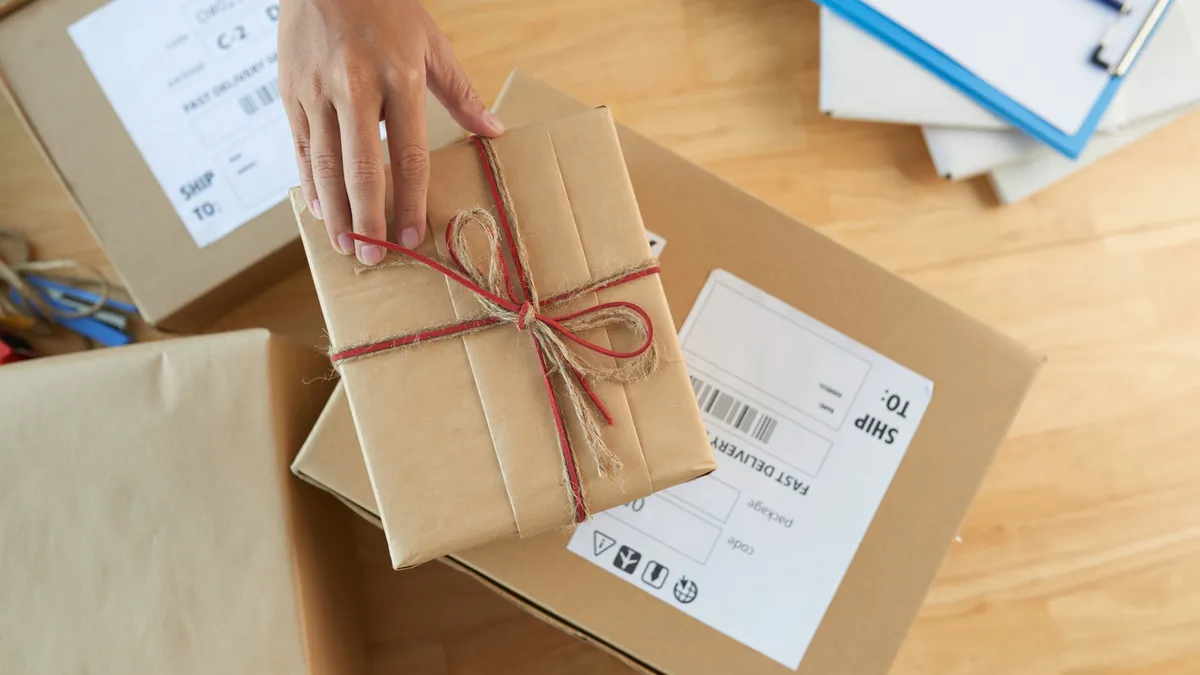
[690,375,777,444]
[238,79,280,116]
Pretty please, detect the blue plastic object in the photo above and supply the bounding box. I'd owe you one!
[816,0,1173,158]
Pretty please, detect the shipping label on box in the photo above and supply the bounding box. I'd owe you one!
[567,270,934,669]
[68,0,293,247]
[645,229,667,257]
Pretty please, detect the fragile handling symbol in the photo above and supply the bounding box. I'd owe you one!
[613,545,642,574]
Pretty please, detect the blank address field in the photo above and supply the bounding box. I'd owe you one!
[765,418,833,477]
[683,283,871,428]
[606,494,723,564]
[222,121,297,208]
[664,476,740,522]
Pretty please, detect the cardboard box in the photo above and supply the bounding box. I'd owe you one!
[294,72,1041,674]
[0,0,463,331]
[295,107,716,569]
[0,329,365,674]
[0,0,32,19]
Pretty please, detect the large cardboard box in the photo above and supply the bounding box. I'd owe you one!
[0,0,463,331]
[293,73,1041,674]
[295,107,716,568]
[0,329,364,673]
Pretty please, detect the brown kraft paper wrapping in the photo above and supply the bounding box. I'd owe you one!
[294,108,715,568]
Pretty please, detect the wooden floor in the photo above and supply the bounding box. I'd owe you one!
[4,1,1200,673]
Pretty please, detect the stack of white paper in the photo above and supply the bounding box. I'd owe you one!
[818,0,1200,202]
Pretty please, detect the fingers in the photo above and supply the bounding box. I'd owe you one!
[337,87,388,265]
[299,79,387,265]
[385,78,429,249]
[284,99,324,226]
[307,103,356,259]
[426,31,504,138]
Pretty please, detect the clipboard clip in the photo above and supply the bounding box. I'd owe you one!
[1091,0,1173,77]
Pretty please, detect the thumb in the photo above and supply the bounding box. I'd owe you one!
[426,32,505,137]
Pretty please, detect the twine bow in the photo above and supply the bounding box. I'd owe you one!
[329,136,662,524]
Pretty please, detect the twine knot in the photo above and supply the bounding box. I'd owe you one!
[516,301,535,331]
[329,136,663,525]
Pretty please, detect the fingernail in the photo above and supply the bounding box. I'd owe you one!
[310,199,323,220]
[400,228,421,249]
[483,111,506,135]
[359,244,384,266]
[336,233,354,255]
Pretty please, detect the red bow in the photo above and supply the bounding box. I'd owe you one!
[330,136,661,524]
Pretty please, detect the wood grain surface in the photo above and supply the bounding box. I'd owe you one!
[3,1,1200,673]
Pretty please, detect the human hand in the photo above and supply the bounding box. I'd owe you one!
[279,0,504,265]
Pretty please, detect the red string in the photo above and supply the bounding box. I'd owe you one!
[333,316,503,362]
[475,137,536,302]
[344,233,519,313]
[446,208,518,304]
[540,301,655,359]
[531,338,588,523]
[334,235,656,365]
[331,137,659,525]
[542,265,661,307]
[571,367,614,426]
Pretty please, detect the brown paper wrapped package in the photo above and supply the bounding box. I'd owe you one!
[294,108,715,568]
[0,330,366,675]
[293,72,1042,675]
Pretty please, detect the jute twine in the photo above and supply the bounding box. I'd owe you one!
[328,136,663,522]
[0,228,115,332]
[339,207,660,478]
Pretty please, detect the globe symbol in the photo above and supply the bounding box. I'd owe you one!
[673,576,699,604]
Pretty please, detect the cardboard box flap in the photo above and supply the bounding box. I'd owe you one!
[0,0,33,20]
[0,330,355,674]
[295,108,712,566]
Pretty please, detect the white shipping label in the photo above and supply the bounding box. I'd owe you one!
[69,0,295,248]
[567,269,934,669]
[646,230,667,257]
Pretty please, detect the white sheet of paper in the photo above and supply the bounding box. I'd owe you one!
[866,0,1121,135]
[566,270,934,669]
[820,8,1013,130]
[69,0,295,248]
[819,6,1149,132]
[923,0,1200,180]
[989,106,1193,203]
[923,126,1040,180]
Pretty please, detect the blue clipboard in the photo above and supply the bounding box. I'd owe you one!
[817,0,1174,158]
